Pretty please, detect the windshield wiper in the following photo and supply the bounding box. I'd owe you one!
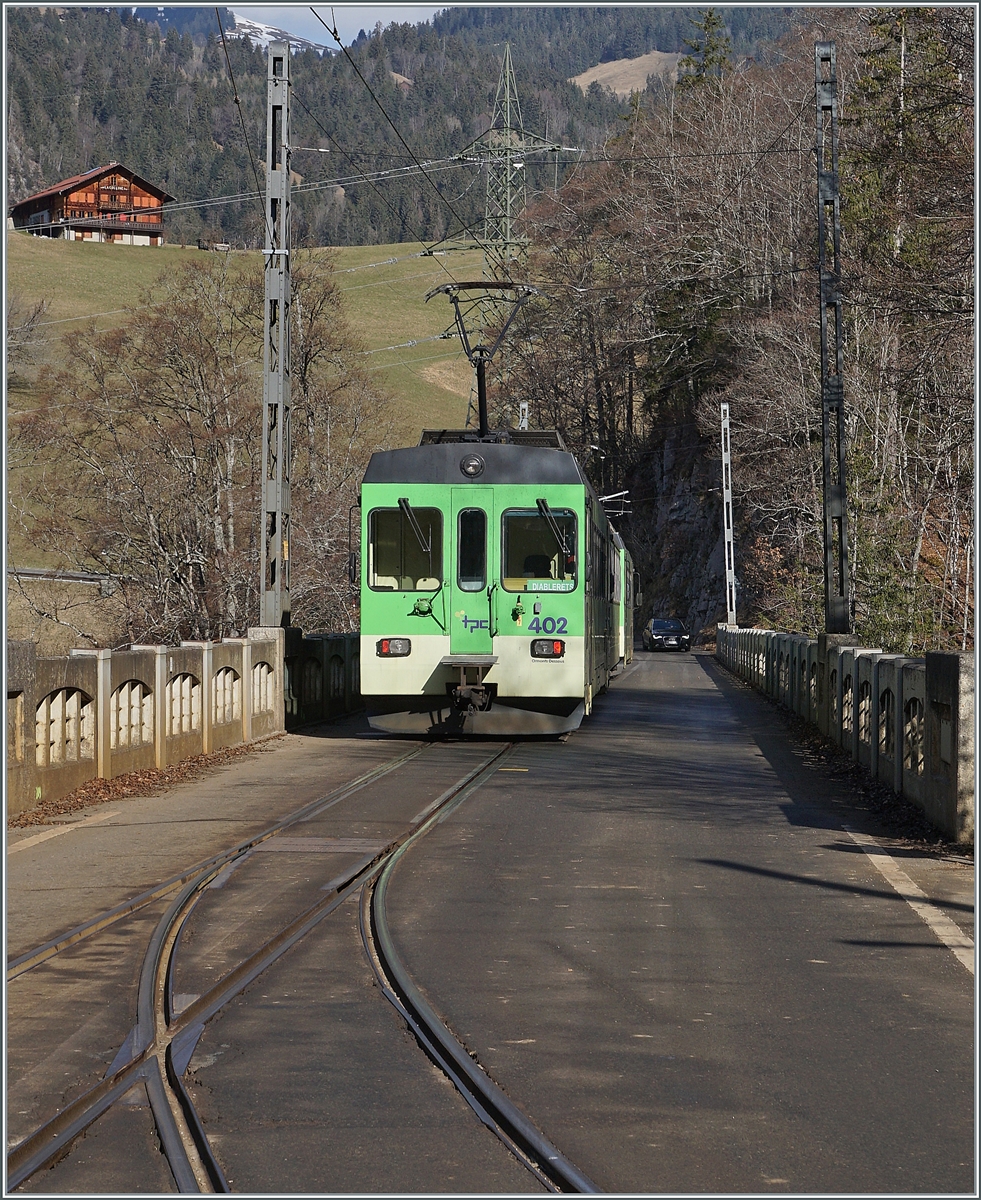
[536,498,569,558]
[398,497,432,555]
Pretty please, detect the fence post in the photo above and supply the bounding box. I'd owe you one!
[925,651,975,843]
[96,648,111,780]
[240,637,253,744]
[155,647,168,768]
[200,642,213,753]
[894,657,906,795]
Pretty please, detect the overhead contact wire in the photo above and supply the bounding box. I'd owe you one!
[286,86,470,290]
[313,6,498,272]
[214,6,271,245]
[286,73,481,363]
[19,160,471,240]
[521,95,813,302]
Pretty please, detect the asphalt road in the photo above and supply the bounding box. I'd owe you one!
[384,650,975,1194]
[7,729,413,1158]
[7,650,974,1193]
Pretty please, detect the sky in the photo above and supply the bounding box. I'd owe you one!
[234,5,451,47]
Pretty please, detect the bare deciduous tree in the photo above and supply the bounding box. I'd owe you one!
[6,293,48,385]
[494,9,972,652]
[11,253,392,645]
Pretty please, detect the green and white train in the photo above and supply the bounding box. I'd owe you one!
[357,430,635,736]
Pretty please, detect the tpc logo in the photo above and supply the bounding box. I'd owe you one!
[455,612,489,633]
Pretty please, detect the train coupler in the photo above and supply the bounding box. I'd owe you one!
[452,683,491,711]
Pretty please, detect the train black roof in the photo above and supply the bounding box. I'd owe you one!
[362,440,587,486]
[419,429,567,449]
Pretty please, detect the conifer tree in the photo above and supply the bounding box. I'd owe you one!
[676,8,732,89]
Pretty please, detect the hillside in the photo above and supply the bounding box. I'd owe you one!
[430,7,798,72]
[6,7,802,251]
[572,50,683,98]
[5,230,480,441]
[6,230,483,651]
[5,6,625,249]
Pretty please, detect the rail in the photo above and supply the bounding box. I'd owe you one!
[8,743,598,1193]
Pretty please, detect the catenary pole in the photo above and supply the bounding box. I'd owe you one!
[721,403,737,626]
[815,42,851,633]
[260,41,292,627]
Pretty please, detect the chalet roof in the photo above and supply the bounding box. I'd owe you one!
[10,163,175,211]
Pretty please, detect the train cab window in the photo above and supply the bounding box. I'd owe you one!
[368,507,442,591]
[457,509,486,592]
[502,509,577,592]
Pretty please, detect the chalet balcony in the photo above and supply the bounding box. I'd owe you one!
[9,163,174,244]
[60,214,164,235]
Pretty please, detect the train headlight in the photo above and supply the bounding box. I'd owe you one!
[377,638,411,657]
[531,639,565,658]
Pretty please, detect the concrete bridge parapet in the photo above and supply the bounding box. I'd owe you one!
[5,626,361,820]
[717,625,973,844]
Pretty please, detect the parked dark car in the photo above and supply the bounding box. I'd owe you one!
[643,617,691,652]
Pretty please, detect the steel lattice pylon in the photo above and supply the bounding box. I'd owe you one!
[452,43,562,280]
[449,45,561,428]
[483,44,530,277]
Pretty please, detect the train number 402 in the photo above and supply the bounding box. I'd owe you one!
[528,616,567,634]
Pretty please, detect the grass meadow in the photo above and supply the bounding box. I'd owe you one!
[6,231,480,430]
[6,231,483,647]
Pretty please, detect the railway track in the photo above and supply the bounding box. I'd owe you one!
[7,741,597,1194]
[7,743,428,983]
[363,809,599,1194]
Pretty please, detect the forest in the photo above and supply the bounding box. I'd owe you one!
[494,6,973,653]
[6,5,622,248]
[5,6,798,249]
[427,5,795,72]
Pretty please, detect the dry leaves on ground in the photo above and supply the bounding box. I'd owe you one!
[8,735,286,828]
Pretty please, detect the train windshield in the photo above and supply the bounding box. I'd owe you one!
[368,507,443,591]
[502,509,577,592]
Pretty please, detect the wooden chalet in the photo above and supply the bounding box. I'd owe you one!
[8,163,175,246]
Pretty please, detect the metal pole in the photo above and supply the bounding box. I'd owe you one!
[476,355,489,438]
[815,42,851,634]
[721,403,737,626]
[259,41,292,627]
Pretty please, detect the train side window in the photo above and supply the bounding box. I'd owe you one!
[368,507,442,591]
[457,509,486,592]
[501,509,577,592]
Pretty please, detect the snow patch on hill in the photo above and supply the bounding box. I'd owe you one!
[229,11,331,55]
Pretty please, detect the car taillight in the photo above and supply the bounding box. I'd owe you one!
[377,638,411,657]
[531,639,565,658]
